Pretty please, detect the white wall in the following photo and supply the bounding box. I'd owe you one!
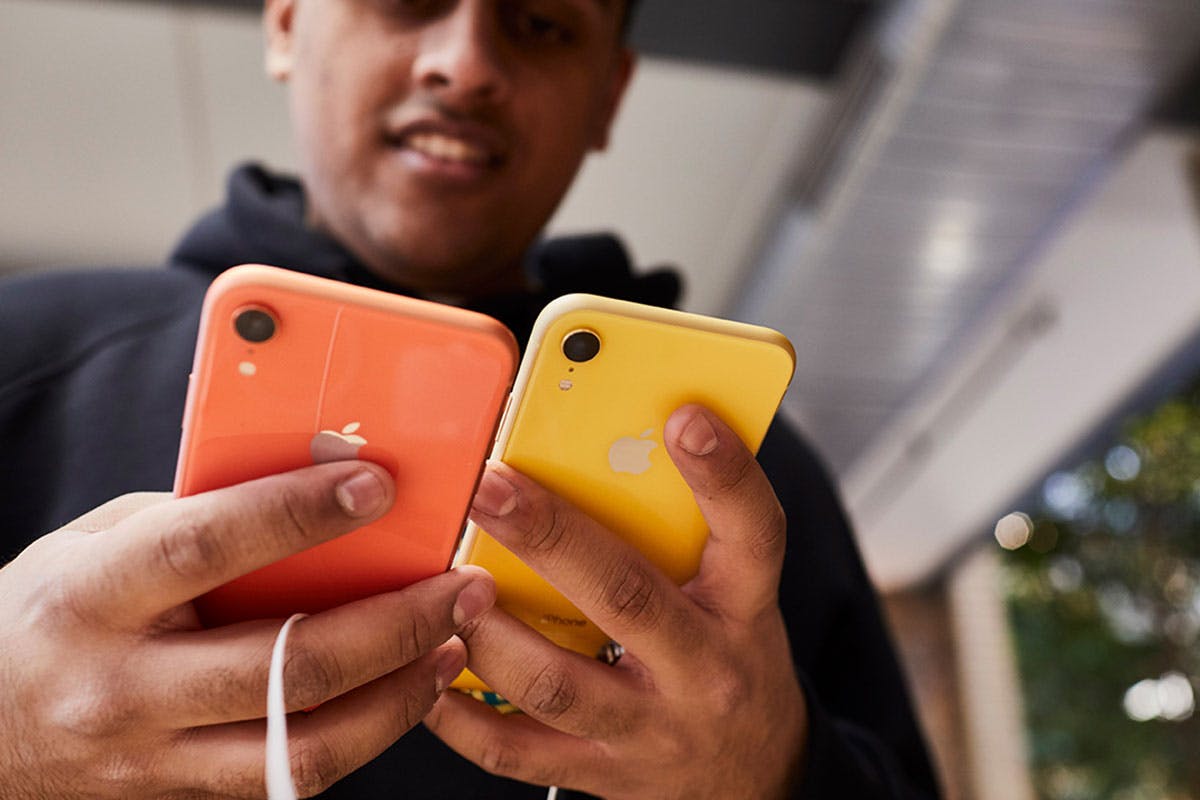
[0,0,298,269]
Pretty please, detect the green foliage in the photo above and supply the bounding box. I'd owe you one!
[1003,380,1200,800]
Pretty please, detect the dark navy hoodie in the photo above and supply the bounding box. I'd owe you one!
[0,165,940,799]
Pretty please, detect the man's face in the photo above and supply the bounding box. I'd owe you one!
[265,0,634,294]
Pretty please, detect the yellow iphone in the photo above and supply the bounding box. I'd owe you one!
[453,293,795,692]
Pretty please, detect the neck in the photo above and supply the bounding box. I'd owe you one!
[302,211,532,303]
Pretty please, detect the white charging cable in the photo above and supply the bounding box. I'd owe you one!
[266,613,307,800]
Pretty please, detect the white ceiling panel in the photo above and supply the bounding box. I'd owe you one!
[741,0,1200,481]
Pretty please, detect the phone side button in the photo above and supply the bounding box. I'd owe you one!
[494,394,514,444]
[181,373,194,430]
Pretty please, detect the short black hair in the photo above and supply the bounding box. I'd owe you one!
[621,0,641,36]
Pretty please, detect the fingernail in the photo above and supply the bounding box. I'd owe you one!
[453,578,496,627]
[335,469,386,518]
[679,412,719,456]
[472,469,518,517]
[435,644,467,693]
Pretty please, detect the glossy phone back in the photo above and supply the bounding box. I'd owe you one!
[454,294,794,690]
[176,264,518,626]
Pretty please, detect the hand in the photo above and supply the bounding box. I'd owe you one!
[425,405,807,799]
[0,461,496,799]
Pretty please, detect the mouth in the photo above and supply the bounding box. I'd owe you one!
[405,132,492,166]
[384,121,507,174]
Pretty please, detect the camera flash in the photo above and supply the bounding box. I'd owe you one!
[559,379,573,391]
[239,361,257,376]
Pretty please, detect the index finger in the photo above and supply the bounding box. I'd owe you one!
[663,404,787,621]
[73,461,393,624]
[469,463,700,668]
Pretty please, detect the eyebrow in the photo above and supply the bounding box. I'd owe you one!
[566,0,627,30]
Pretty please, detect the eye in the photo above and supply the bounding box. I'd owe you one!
[523,15,572,43]
[506,5,578,46]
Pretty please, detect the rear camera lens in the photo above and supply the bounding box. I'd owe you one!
[562,330,601,363]
[234,308,276,344]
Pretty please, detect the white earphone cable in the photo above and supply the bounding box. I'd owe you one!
[266,613,308,800]
[266,613,555,799]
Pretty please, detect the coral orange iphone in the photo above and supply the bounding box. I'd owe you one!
[453,293,795,692]
[175,264,518,626]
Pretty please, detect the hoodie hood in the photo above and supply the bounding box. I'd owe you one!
[170,164,682,346]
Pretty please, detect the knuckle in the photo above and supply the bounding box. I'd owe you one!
[748,498,788,562]
[477,734,526,779]
[659,732,696,768]
[49,670,139,739]
[522,663,579,721]
[394,610,437,665]
[396,682,433,732]
[705,666,751,718]
[276,483,322,550]
[289,733,344,797]
[600,561,661,631]
[20,567,82,629]
[158,514,228,583]
[712,451,758,497]
[282,644,343,710]
[455,612,487,642]
[524,505,571,556]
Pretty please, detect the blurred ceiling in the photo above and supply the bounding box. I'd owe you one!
[737,0,1200,476]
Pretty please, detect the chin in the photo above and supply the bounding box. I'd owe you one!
[364,236,514,296]
[350,196,530,294]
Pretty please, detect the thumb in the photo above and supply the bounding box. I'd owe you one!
[663,405,787,621]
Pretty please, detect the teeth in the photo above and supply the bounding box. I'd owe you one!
[407,133,489,165]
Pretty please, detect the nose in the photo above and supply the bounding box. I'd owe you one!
[412,2,512,108]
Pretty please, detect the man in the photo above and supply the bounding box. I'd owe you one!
[0,0,941,797]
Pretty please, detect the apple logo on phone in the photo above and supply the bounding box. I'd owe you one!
[608,428,657,475]
[310,422,368,463]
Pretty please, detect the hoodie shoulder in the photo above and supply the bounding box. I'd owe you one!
[0,267,209,397]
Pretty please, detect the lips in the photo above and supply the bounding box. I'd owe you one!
[384,118,507,172]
